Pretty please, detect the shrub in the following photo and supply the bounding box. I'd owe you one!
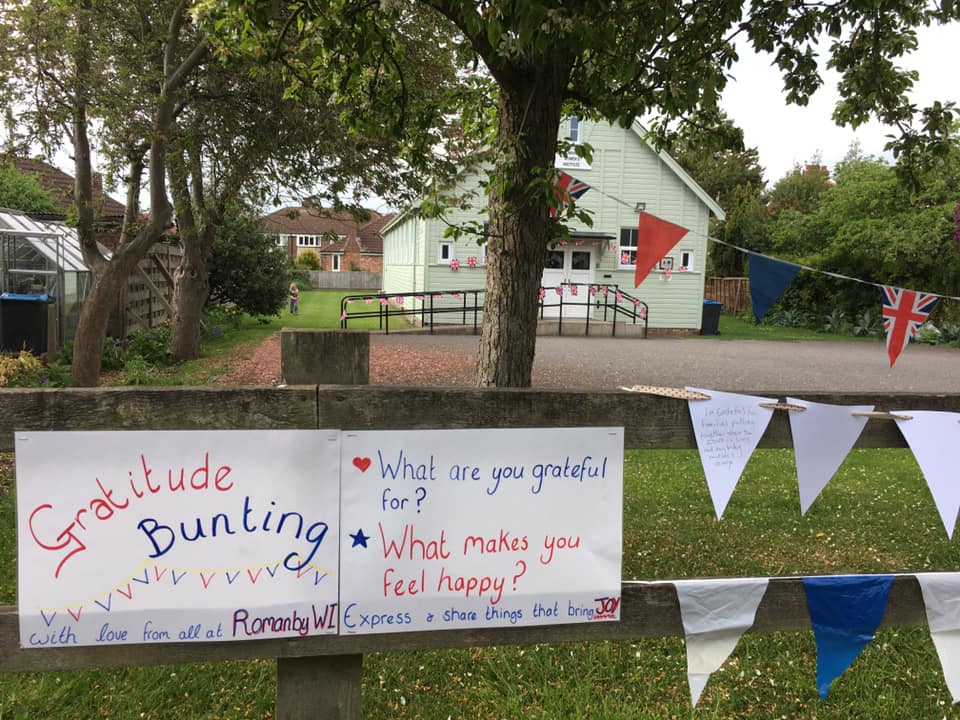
[822,309,846,334]
[296,249,321,270]
[853,309,883,338]
[0,350,70,387]
[126,325,172,366]
[122,355,154,385]
[208,214,292,317]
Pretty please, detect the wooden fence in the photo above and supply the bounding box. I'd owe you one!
[1,336,958,718]
[704,276,751,314]
[310,270,381,290]
[113,242,183,338]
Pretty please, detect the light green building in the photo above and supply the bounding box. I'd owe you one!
[380,118,725,332]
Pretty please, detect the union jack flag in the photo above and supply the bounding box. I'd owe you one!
[881,285,939,367]
[551,172,590,217]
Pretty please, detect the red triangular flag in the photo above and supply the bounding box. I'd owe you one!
[634,212,689,287]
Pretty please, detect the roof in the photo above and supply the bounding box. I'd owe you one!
[262,206,391,255]
[382,123,725,237]
[14,158,126,220]
[0,208,89,272]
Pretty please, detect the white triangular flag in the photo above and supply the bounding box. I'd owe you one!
[675,578,770,706]
[687,388,775,519]
[916,572,960,703]
[894,410,960,538]
[786,397,873,514]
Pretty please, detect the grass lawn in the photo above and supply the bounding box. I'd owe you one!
[693,313,882,342]
[2,446,958,719]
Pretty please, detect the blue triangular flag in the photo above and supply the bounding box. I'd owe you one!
[748,252,801,323]
[803,575,894,698]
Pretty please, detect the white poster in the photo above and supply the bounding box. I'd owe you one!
[17,430,340,648]
[339,428,623,634]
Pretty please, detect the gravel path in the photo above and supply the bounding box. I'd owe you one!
[216,330,960,393]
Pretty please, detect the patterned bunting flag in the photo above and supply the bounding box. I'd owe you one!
[551,172,590,217]
[881,285,939,367]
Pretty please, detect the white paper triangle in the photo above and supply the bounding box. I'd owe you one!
[687,388,776,519]
[916,573,960,703]
[893,411,960,538]
[786,397,873,514]
[675,578,770,706]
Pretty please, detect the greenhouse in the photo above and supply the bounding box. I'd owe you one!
[0,208,91,356]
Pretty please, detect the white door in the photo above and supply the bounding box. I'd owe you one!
[541,246,595,318]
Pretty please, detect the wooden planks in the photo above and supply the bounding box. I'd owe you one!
[0,575,927,673]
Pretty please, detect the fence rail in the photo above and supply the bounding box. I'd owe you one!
[2,379,958,718]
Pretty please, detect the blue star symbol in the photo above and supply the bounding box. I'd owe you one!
[350,528,370,548]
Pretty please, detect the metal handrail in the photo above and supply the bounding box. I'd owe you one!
[341,283,648,337]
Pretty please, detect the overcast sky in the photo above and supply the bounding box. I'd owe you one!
[722,22,960,187]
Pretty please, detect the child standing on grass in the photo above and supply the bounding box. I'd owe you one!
[289,282,300,315]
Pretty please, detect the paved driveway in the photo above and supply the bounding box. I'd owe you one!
[371,333,959,394]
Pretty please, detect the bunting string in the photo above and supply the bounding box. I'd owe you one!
[703,236,960,303]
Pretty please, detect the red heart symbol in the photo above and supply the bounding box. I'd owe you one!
[352,457,372,472]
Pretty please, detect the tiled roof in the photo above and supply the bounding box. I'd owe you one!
[14,157,126,219]
[262,206,390,255]
[357,212,395,254]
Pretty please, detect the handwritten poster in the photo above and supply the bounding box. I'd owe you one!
[16,430,340,648]
[339,427,623,634]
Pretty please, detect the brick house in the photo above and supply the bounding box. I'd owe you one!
[261,206,394,272]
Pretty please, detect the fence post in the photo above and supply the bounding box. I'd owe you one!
[277,329,366,718]
[276,655,363,720]
[280,329,370,385]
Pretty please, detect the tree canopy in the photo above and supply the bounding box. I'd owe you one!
[0,163,61,214]
[220,0,960,386]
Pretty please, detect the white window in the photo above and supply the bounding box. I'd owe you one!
[332,254,341,271]
[618,227,637,269]
[679,250,694,271]
[569,115,580,143]
[296,235,321,247]
[438,241,453,264]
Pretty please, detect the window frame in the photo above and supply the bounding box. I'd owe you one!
[617,227,638,269]
[437,241,453,264]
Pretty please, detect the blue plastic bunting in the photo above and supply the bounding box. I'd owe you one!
[748,252,802,323]
[803,575,895,698]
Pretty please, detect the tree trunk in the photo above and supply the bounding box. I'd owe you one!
[170,234,211,361]
[476,65,569,387]
[70,261,132,384]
